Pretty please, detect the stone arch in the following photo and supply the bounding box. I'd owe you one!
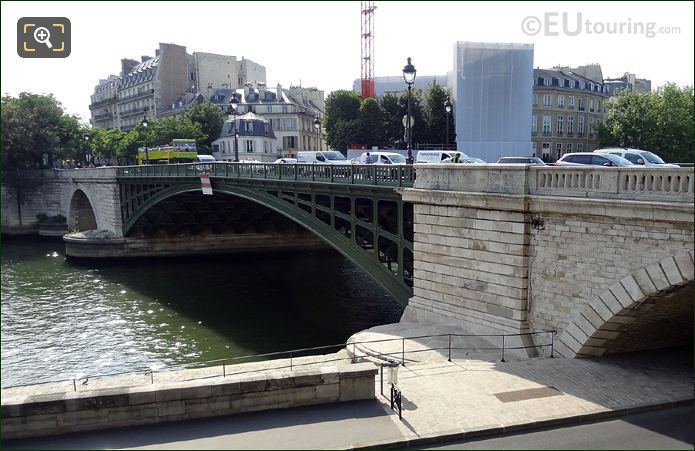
[68,189,98,231]
[556,251,694,358]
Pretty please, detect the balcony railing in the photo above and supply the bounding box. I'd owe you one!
[119,106,149,118]
[567,131,574,137]
[89,96,118,109]
[93,112,115,121]
[118,89,155,103]
[578,107,585,111]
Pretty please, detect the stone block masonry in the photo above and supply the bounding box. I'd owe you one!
[1,363,378,440]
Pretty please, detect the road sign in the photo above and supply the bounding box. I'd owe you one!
[200,173,212,195]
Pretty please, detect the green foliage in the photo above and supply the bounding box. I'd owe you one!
[423,80,455,146]
[185,100,224,153]
[322,82,452,152]
[598,83,694,163]
[323,90,361,153]
[1,92,67,171]
[145,116,207,150]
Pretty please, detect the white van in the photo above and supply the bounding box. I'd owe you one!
[358,152,407,165]
[415,150,469,164]
[296,151,349,164]
[196,154,216,162]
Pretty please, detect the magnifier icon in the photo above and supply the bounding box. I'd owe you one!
[33,26,53,49]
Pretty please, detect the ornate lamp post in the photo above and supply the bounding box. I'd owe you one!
[313,114,321,151]
[229,94,239,162]
[402,57,417,164]
[444,97,452,150]
[141,115,149,165]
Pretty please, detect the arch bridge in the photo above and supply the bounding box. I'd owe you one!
[116,163,416,304]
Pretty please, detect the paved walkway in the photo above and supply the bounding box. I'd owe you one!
[3,323,693,449]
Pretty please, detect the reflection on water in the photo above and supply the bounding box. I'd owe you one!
[1,238,402,386]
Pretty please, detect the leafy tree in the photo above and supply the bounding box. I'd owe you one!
[91,128,127,163]
[357,97,386,148]
[597,83,694,163]
[1,92,65,170]
[185,100,223,153]
[379,93,404,148]
[323,90,361,153]
[423,80,455,147]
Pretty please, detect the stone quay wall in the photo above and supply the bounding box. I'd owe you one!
[1,363,377,440]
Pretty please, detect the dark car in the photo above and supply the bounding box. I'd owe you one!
[497,156,546,165]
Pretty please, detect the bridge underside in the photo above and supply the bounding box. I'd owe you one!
[119,178,414,304]
[598,281,693,355]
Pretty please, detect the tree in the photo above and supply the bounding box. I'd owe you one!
[597,84,694,163]
[185,100,223,153]
[398,89,425,148]
[379,93,404,148]
[1,92,65,170]
[323,90,361,153]
[423,80,455,146]
[357,97,386,148]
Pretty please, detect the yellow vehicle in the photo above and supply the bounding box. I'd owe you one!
[137,139,199,165]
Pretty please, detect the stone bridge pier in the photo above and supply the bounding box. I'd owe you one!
[401,165,694,358]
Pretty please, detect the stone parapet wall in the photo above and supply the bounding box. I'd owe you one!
[1,363,377,440]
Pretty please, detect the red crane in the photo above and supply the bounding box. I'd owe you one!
[361,1,376,99]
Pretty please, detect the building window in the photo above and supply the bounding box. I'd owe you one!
[542,115,551,135]
[264,141,270,153]
[578,116,585,134]
[556,115,564,134]
[287,118,297,131]
[567,116,574,135]
[569,96,575,108]
[246,140,254,152]
[544,78,550,87]
[246,122,253,133]
[555,142,562,158]
[589,98,594,112]
[221,141,226,152]
[531,115,537,134]
[283,136,297,149]
[596,100,601,112]
[542,142,550,161]
[566,143,573,153]
[577,143,584,152]
[578,97,585,111]
[557,95,564,108]
[533,94,538,106]
[589,117,595,135]
[543,94,551,106]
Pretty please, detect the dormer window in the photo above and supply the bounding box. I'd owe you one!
[246,122,253,133]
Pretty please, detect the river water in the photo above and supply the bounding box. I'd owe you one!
[0,238,402,387]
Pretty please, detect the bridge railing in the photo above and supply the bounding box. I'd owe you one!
[2,330,555,394]
[117,163,416,188]
[414,164,694,203]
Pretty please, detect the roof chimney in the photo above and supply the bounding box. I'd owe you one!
[141,55,152,63]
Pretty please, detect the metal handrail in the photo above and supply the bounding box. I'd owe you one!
[2,330,556,392]
[116,162,416,188]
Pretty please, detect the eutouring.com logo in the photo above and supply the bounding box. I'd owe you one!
[521,13,681,39]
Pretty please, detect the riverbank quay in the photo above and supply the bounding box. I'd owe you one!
[2,323,692,449]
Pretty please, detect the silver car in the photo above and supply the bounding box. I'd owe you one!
[555,152,634,167]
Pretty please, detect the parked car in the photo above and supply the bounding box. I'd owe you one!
[497,156,546,165]
[555,152,634,167]
[441,156,487,164]
[415,150,468,163]
[296,151,349,164]
[593,148,679,168]
[357,152,407,165]
[273,158,298,164]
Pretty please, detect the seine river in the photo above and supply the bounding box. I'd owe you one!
[0,238,402,387]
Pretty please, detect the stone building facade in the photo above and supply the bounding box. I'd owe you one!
[89,43,266,131]
[532,67,609,162]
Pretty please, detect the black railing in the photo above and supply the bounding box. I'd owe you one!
[117,162,416,188]
[3,330,557,392]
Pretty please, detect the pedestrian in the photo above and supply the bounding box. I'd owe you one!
[365,152,375,164]
[451,152,462,163]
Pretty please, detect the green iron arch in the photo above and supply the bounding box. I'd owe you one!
[122,183,413,305]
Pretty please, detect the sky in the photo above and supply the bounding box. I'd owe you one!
[2,1,693,122]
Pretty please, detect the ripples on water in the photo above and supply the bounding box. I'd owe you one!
[1,239,403,386]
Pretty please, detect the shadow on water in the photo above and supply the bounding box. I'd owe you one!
[1,238,402,384]
[67,248,403,351]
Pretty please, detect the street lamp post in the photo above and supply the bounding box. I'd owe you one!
[141,115,149,165]
[402,57,417,164]
[313,115,321,151]
[444,98,452,150]
[229,94,239,162]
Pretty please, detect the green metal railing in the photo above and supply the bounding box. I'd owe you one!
[116,162,416,188]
